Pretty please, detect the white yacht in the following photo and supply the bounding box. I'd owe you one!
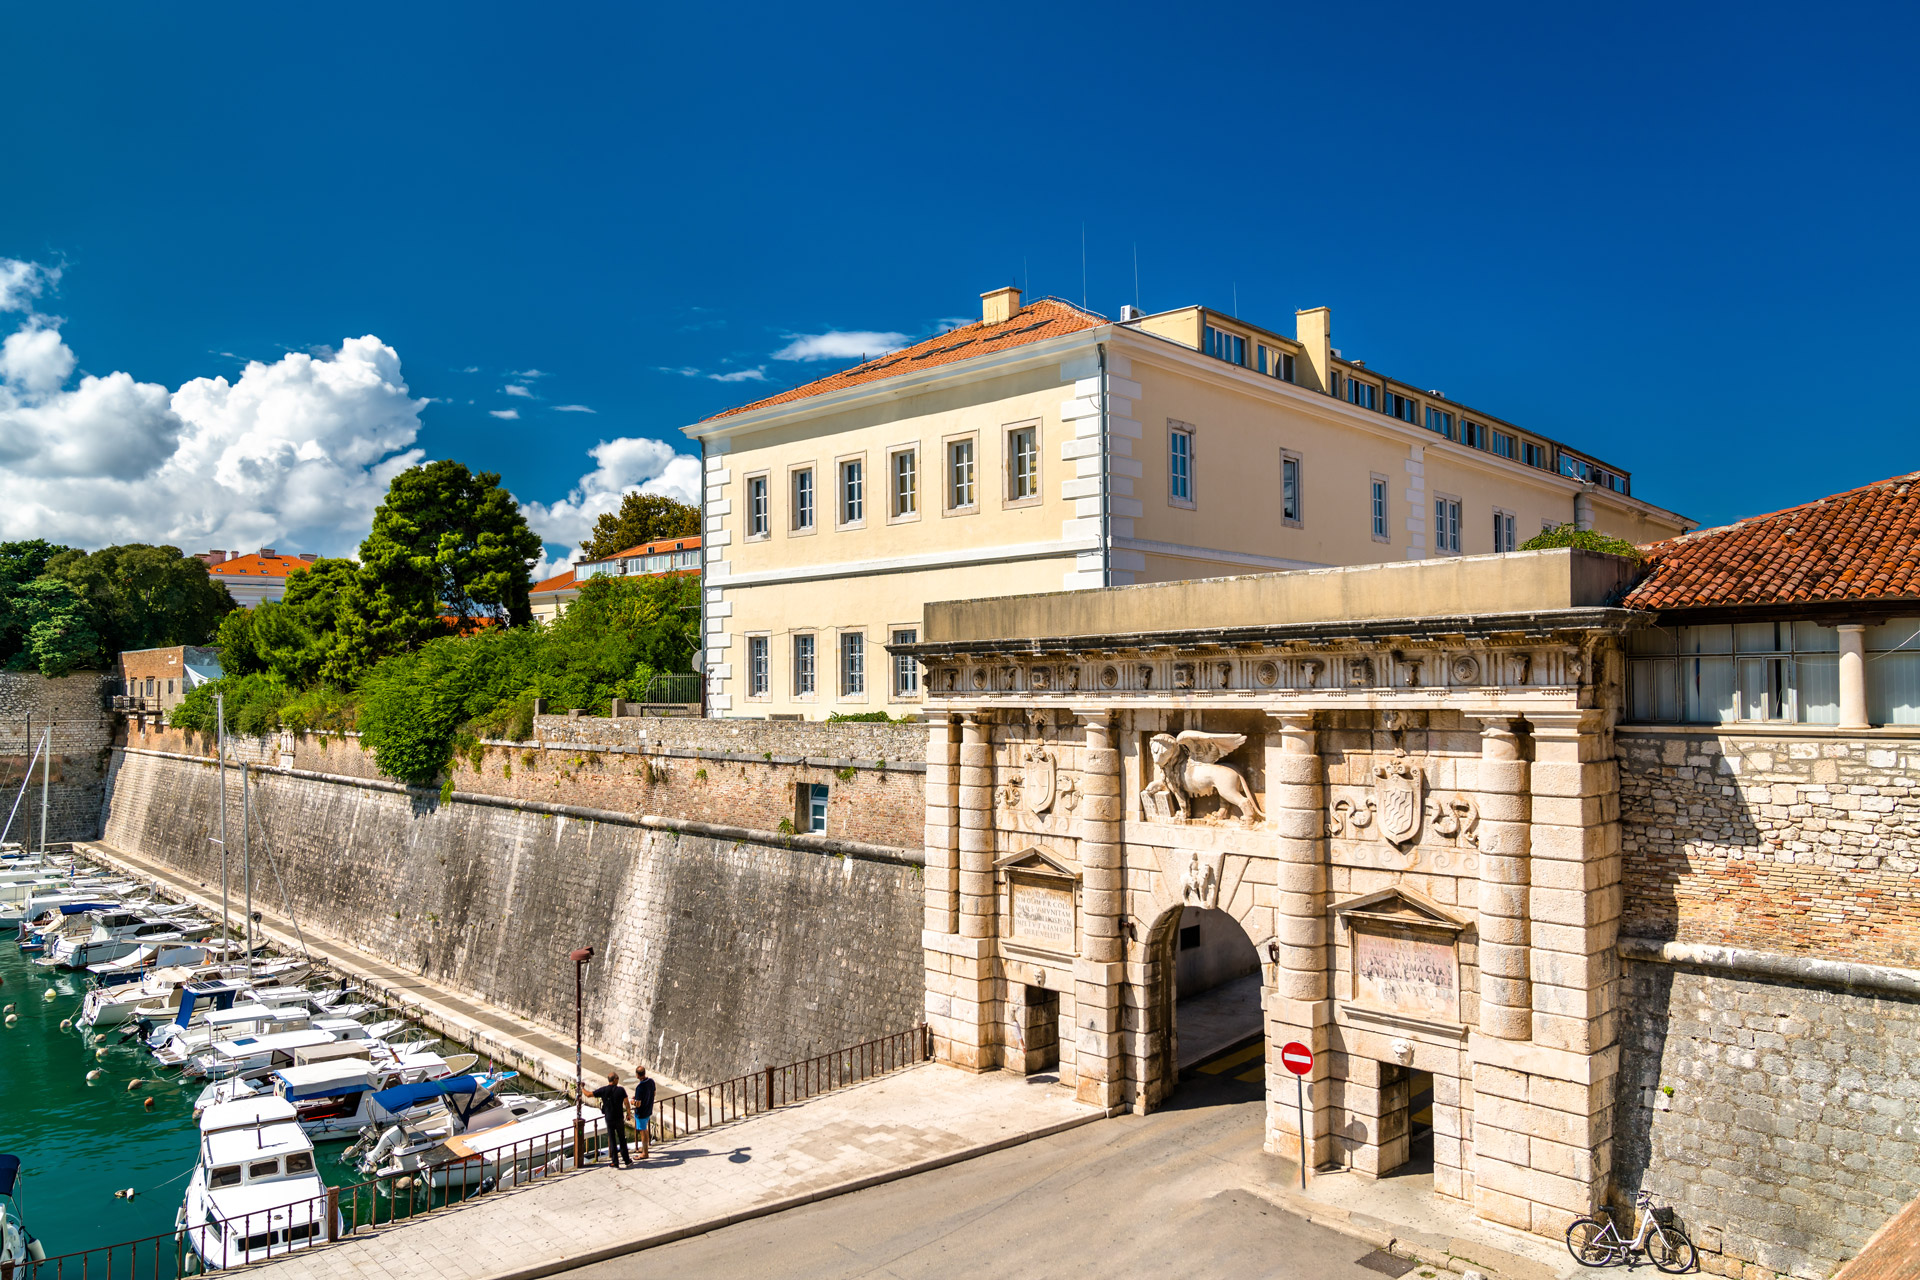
[360,1076,584,1188]
[178,1098,338,1271]
[0,1155,45,1270]
[50,909,214,969]
[268,1053,482,1137]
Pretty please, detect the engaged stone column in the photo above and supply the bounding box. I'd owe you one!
[1073,712,1125,1110]
[927,713,999,1071]
[1473,716,1531,1041]
[957,715,996,940]
[1838,624,1869,729]
[924,714,959,934]
[1264,711,1332,1172]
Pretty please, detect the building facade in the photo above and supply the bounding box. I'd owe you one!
[529,536,703,624]
[685,285,1693,720]
[197,549,317,608]
[118,645,222,713]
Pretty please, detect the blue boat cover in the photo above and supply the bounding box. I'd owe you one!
[56,902,114,915]
[370,1075,482,1114]
[0,1154,19,1197]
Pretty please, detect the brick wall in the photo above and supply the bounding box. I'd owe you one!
[1615,958,1920,1279]
[1618,728,1920,966]
[0,672,116,841]
[128,714,929,850]
[100,747,927,1084]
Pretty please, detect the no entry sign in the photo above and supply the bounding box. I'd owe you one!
[1280,1041,1313,1076]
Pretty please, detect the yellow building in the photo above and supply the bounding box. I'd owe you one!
[682,286,1692,718]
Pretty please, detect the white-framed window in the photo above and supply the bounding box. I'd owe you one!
[1386,390,1418,423]
[947,437,977,511]
[892,627,919,698]
[1344,378,1377,411]
[838,457,864,526]
[799,782,829,833]
[1204,325,1246,366]
[1425,406,1453,439]
[1258,345,1296,382]
[1280,450,1302,525]
[1489,429,1514,459]
[747,635,770,697]
[1522,441,1549,469]
[1434,495,1462,554]
[793,634,816,697]
[1493,508,1517,553]
[890,447,918,519]
[1006,424,1040,503]
[1168,422,1195,506]
[1370,475,1390,543]
[1868,617,1920,725]
[839,631,865,697]
[1460,419,1486,449]
[791,467,815,532]
[1626,621,1875,725]
[746,473,770,539]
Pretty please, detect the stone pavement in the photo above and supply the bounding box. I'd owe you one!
[78,840,668,1093]
[247,1063,1103,1280]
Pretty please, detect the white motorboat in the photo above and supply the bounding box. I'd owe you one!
[361,1076,584,1188]
[186,1028,358,1081]
[50,909,214,969]
[178,1098,338,1271]
[165,1007,322,1072]
[0,1155,45,1270]
[267,1052,483,1137]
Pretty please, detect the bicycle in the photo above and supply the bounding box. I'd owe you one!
[1567,1189,1696,1272]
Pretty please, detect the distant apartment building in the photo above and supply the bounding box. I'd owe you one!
[683,285,1694,719]
[197,549,317,608]
[119,645,222,712]
[529,535,703,624]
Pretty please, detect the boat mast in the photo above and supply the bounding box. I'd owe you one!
[217,692,229,955]
[37,725,50,855]
[241,760,254,982]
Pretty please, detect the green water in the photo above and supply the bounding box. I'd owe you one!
[0,942,431,1261]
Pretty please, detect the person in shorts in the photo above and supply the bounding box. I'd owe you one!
[634,1065,657,1161]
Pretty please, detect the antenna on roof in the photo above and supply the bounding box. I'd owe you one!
[1133,243,1141,313]
[1081,224,1087,309]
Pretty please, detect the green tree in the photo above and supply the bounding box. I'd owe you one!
[1519,523,1643,560]
[356,461,543,647]
[42,544,235,657]
[0,540,76,666]
[579,492,701,560]
[14,578,102,676]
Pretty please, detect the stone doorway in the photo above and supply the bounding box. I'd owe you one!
[1140,905,1263,1109]
[1007,983,1061,1076]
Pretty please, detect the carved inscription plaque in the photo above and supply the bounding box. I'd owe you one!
[1009,875,1076,949]
[1352,926,1458,1022]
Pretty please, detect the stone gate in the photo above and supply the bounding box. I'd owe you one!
[903,549,1639,1238]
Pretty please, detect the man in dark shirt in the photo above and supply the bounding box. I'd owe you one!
[590,1072,634,1168]
[634,1065,657,1161]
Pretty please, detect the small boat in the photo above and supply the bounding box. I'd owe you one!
[178,1098,338,1270]
[168,1008,326,1074]
[361,1076,583,1188]
[0,1154,46,1271]
[186,1029,356,1081]
[49,909,214,970]
[267,1053,484,1138]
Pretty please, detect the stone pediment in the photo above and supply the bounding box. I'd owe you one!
[993,847,1079,881]
[1333,887,1469,935]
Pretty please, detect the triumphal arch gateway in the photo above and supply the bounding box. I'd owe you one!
[904,550,1636,1237]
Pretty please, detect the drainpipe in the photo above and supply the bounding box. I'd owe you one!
[1098,342,1111,587]
[699,435,710,719]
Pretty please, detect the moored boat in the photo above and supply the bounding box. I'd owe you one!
[178,1098,338,1271]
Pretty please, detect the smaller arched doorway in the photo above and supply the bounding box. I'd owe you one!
[1140,905,1264,1109]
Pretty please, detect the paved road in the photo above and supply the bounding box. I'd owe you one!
[571,1040,1419,1280]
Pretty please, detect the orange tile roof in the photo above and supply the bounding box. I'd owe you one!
[206,551,314,579]
[530,568,577,595]
[701,299,1105,423]
[594,535,702,561]
[1625,470,1920,611]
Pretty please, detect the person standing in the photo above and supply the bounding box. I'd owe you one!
[634,1065,657,1162]
[590,1071,635,1168]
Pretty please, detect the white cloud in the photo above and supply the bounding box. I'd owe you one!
[772,330,909,362]
[489,408,521,420]
[707,366,767,383]
[0,258,427,555]
[514,369,548,379]
[503,384,533,398]
[658,366,702,378]
[519,435,701,569]
[553,404,595,413]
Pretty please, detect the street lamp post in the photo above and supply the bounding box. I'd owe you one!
[570,946,594,1162]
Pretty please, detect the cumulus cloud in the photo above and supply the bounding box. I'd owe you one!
[489,408,521,420]
[553,404,595,413]
[772,330,908,362]
[707,366,767,383]
[519,435,701,569]
[0,259,428,555]
[503,384,533,398]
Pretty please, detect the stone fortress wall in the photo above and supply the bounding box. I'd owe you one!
[0,671,116,843]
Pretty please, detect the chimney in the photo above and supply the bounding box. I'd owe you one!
[200,550,229,565]
[299,553,318,562]
[1294,307,1333,395]
[259,548,277,558]
[981,285,1022,326]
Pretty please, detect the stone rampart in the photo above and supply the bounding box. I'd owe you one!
[0,671,116,842]
[126,714,928,849]
[100,747,926,1085]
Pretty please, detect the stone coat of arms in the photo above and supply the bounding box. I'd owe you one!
[1372,752,1426,847]
[1021,746,1058,816]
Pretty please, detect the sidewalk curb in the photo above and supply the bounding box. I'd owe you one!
[1246,1184,1568,1280]
[468,1107,1114,1280]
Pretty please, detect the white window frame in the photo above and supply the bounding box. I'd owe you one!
[1434,494,1463,555]
[789,465,816,535]
[1167,420,1196,509]
[839,630,866,699]
[1370,474,1391,544]
[744,471,771,541]
[888,445,919,522]
[836,454,865,528]
[746,634,771,699]
[1492,508,1517,553]
[891,626,920,700]
[1279,449,1302,527]
[792,633,817,699]
[1005,421,1041,506]
[944,433,979,515]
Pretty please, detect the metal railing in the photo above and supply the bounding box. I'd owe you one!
[638,672,702,706]
[16,1024,930,1275]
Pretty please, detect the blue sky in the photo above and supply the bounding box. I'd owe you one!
[2,1,1915,564]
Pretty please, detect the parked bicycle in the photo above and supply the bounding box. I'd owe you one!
[1567,1189,1696,1271]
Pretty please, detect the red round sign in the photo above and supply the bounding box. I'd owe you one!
[1280,1041,1313,1076]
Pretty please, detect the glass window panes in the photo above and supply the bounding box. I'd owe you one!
[1865,617,1920,652]
[948,440,976,508]
[1169,429,1193,502]
[793,634,815,696]
[892,450,916,516]
[893,628,918,695]
[1493,510,1515,553]
[840,632,865,696]
[1008,426,1038,500]
[1490,430,1515,458]
[840,459,863,524]
[1371,478,1388,539]
[748,636,770,696]
[807,783,828,833]
[1281,455,1300,522]
[1346,379,1377,411]
[1793,621,1838,652]
[747,475,769,537]
[1204,326,1245,366]
[1683,655,1737,723]
[1434,498,1461,553]
[793,468,815,530]
[1425,407,1453,438]
[1630,659,1680,722]
[1386,391,1418,423]
[1630,623,1865,723]
[1797,654,1839,724]
[1872,652,1920,725]
[1735,622,1785,652]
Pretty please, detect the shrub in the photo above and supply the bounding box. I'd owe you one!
[1519,523,1642,560]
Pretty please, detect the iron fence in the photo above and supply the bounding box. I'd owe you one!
[15,1024,930,1276]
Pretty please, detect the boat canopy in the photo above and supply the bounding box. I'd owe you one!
[206,1030,336,1061]
[175,982,245,1027]
[201,1096,299,1134]
[272,1062,374,1101]
[368,1073,508,1122]
[0,1153,19,1197]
